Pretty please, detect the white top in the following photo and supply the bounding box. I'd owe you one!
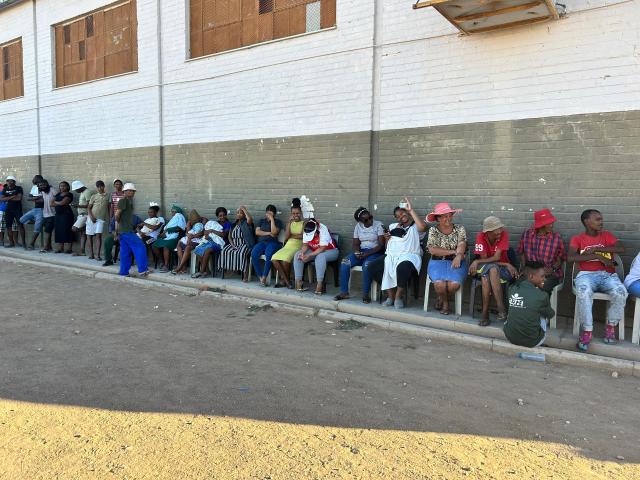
[353,220,384,250]
[303,223,333,246]
[29,185,40,197]
[42,190,56,218]
[204,220,226,247]
[381,223,426,290]
[624,252,640,290]
[141,216,164,238]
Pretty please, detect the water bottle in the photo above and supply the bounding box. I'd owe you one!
[517,352,546,362]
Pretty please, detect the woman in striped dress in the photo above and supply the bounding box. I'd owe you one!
[218,206,255,281]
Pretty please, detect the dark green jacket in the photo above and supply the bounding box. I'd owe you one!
[503,279,555,348]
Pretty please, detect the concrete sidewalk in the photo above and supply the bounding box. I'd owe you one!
[1,248,639,376]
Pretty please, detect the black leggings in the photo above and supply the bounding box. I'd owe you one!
[367,255,416,289]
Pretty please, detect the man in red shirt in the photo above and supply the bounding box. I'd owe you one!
[469,216,518,326]
[568,209,627,351]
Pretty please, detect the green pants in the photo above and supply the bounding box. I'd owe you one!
[103,235,119,262]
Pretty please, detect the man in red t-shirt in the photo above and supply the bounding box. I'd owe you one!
[568,209,627,351]
[469,216,518,326]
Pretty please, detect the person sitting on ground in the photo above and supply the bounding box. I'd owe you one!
[52,181,75,254]
[136,203,164,245]
[152,204,187,272]
[38,179,56,253]
[377,197,427,309]
[293,218,339,295]
[271,198,305,289]
[70,180,94,257]
[115,183,151,277]
[251,205,284,286]
[425,202,467,315]
[192,211,230,278]
[624,251,640,305]
[18,175,44,250]
[87,180,110,261]
[503,261,556,348]
[568,209,627,351]
[171,210,205,275]
[0,176,24,248]
[218,206,255,281]
[334,207,385,303]
[469,216,518,326]
[518,208,566,294]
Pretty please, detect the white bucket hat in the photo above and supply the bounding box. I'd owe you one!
[5,175,16,181]
[123,182,136,191]
[71,180,85,191]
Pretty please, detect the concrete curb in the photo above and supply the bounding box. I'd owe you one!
[2,251,638,377]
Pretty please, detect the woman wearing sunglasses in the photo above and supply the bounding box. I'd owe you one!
[293,218,339,295]
[334,207,385,303]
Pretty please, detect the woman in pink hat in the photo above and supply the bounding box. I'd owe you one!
[518,208,565,293]
[425,202,467,315]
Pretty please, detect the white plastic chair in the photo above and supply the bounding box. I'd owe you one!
[571,254,625,340]
[248,229,287,284]
[632,297,640,345]
[549,262,566,329]
[423,274,462,316]
[347,265,363,293]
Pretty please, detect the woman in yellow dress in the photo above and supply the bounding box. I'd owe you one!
[271,198,304,289]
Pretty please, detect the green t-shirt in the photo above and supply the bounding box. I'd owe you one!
[503,279,555,348]
[89,192,109,221]
[116,197,134,233]
[78,189,95,215]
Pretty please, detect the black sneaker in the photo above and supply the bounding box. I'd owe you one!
[102,260,114,266]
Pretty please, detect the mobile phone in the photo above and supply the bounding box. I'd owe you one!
[399,202,408,209]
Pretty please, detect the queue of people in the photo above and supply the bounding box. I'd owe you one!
[2,174,640,352]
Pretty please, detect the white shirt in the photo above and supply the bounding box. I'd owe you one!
[381,223,426,290]
[353,220,384,250]
[204,220,226,247]
[624,253,640,290]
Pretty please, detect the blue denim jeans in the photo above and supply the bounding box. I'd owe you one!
[574,271,628,331]
[627,279,640,298]
[339,250,383,295]
[251,241,282,278]
[20,208,43,231]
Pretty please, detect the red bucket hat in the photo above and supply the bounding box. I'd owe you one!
[426,202,462,223]
[534,208,557,229]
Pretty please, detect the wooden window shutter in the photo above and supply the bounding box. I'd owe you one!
[55,0,137,87]
[0,39,24,101]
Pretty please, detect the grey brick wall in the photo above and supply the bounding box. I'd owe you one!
[164,132,372,250]
[40,147,162,218]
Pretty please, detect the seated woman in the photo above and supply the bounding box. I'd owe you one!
[378,197,427,309]
[218,206,255,281]
[192,207,232,278]
[171,210,205,274]
[293,218,339,295]
[271,198,304,289]
[136,203,164,245]
[251,204,283,286]
[426,202,467,315]
[152,204,186,272]
[469,216,519,326]
[334,207,385,303]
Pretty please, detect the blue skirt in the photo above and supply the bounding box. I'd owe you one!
[427,258,467,284]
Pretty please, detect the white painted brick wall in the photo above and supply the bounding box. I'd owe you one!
[0,0,639,155]
[378,0,640,130]
[0,1,38,157]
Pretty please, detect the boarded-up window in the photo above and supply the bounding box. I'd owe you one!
[54,0,138,88]
[190,0,336,58]
[0,38,24,101]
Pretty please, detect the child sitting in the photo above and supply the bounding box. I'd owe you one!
[137,203,164,245]
[503,261,555,348]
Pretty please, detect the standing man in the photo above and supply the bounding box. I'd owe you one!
[71,180,94,256]
[115,183,150,277]
[0,176,24,248]
[19,175,45,249]
[38,179,56,253]
[568,209,627,351]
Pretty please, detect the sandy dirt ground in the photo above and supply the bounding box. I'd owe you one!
[0,260,639,479]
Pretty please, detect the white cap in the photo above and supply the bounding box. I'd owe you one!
[113,178,122,185]
[123,182,136,191]
[5,175,16,181]
[71,180,85,191]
